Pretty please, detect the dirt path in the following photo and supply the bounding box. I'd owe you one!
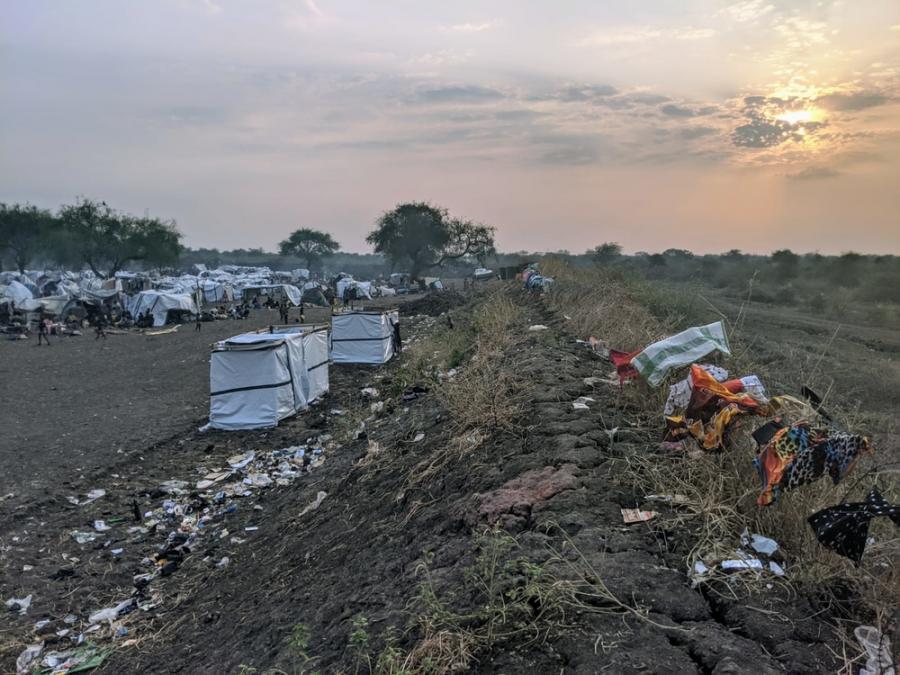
[2,291,838,673]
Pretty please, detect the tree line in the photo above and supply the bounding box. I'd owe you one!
[1,199,497,279]
[0,199,182,277]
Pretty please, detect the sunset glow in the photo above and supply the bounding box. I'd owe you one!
[1,1,899,254]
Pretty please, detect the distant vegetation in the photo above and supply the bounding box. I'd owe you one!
[2,200,898,327]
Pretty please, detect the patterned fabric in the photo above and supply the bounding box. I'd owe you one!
[663,364,729,416]
[755,423,870,505]
[807,487,900,562]
[632,321,731,387]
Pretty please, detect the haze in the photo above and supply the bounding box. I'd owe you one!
[2,0,899,254]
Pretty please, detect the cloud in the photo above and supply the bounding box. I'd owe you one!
[661,104,696,117]
[679,126,718,139]
[283,0,330,31]
[787,166,841,180]
[674,27,717,40]
[579,27,662,46]
[447,21,494,33]
[555,84,618,101]
[579,25,715,46]
[721,0,775,23]
[660,103,717,117]
[817,91,890,111]
[414,85,505,104]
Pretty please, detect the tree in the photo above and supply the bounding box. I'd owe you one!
[366,202,495,278]
[771,249,799,281]
[590,242,622,265]
[0,203,58,273]
[57,198,182,277]
[278,228,340,270]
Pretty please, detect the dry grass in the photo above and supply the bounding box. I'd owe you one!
[405,292,531,487]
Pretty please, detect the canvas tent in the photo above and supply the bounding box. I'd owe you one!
[331,309,399,364]
[209,325,330,430]
[126,290,198,327]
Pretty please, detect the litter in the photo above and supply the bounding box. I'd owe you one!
[807,487,899,562]
[360,387,379,398]
[244,526,259,532]
[631,321,731,387]
[66,489,106,506]
[88,598,134,624]
[300,491,327,516]
[528,324,549,331]
[71,531,97,545]
[16,643,43,675]
[854,625,895,675]
[93,520,111,532]
[768,561,785,576]
[228,451,256,470]
[6,595,32,615]
[755,423,870,505]
[572,396,595,410]
[413,432,425,442]
[216,556,231,568]
[621,508,658,524]
[740,528,779,556]
[39,644,110,673]
[721,557,764,571]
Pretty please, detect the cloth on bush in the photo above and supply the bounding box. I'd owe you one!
[754,423,870,505]
[663,364,729,415]
[631,320,731,387]
[807,487,900,563]
[664,365,768,451]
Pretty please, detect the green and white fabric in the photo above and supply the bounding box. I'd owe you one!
[632,321,730,387]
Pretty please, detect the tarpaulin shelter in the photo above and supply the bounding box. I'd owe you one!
[331,309,399,364]
[126,290,198,327]
[240,284,302,306]
[1,280,34,305]
[208,325,330,430]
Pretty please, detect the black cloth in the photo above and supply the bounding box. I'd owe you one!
[807,487,900,563]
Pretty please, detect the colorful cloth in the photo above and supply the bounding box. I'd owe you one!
[755,423,870,505]
[609,348,642,383]
[631,321,731,387]
[663,364,729,416]
[807,487,900,563]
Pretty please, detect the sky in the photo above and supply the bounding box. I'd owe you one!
[2,1,899,255]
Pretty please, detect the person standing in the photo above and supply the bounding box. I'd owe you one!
[36,311,51,346]
[195,312,202,331]
[95,313,107,340]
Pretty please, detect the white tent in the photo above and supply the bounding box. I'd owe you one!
[1,280,34,305]
[209,325,330,430]
[331,309,398,364]
[126,290,198,327]
[336,279,372,300]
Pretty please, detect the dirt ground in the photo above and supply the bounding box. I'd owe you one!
[0,305,338,507]
[0,287,855,674]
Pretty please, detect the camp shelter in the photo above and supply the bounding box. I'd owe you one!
[331,309,399,364]
[126,290,198,327]
[240,284,302,306]
[209,325,330,430]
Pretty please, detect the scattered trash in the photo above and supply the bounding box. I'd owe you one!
[741,529,779,556]
[111,548,124,556]
[228,451,256,470]
[370,401,385,413]
[216,556,231,568]
[572,396,595,410]
[854,625,895,675]
[66,489,106,506]
[721,557,764,571]
[93,520,111,532]
[412,432,425,443]
[39,644,110,673]
[16,643,42,675]
[768,561,785,576]
[631,321,731,387]
[360,387,379,398]
[528,324,549,331]
[244,526,259,532]
[6,595,32,615]
[300,491,328,516]
[71,531,97,545]
[88,598,134,624]
[807,487,898,562]
[621,508,658,524]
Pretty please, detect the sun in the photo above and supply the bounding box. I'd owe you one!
[776,108,823,125]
